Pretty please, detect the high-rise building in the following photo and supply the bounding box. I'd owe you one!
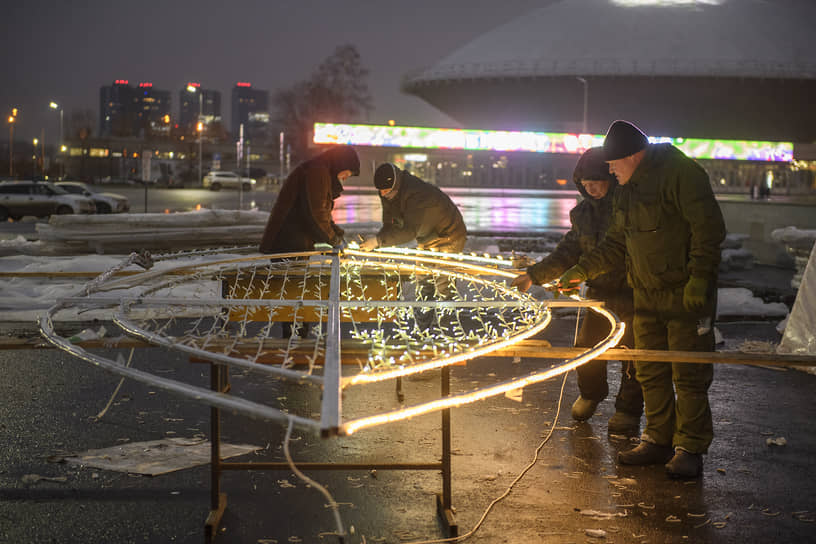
[99,80,137,138]
[179,82,222,135]
[99,80,171,138]
[230,82,269,143]
[135,82,171,138]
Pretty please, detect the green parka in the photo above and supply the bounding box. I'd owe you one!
[527,149,632,314]
[376,169,466,252]
[579,144,725,290]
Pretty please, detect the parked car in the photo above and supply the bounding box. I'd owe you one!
[0,180,96,221]
[56,181,130,214]
[202,171,256,191]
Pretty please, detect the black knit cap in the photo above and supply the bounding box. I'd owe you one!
[374,163,399,190]
[573,147,613,183]
[603,120,649,161]
[321,145,360,178]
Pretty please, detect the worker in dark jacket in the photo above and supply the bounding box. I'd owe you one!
[359,163,467,253]
[511,147,643,435]
[360,163,467,328]
[557,120,726,479]
[259,145,359,253]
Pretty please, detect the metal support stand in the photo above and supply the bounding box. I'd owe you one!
[205,363,229,543]
[202,361,457,541]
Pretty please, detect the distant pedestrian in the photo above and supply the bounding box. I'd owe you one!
[360,163,467,328]
[556,120,725,479]
[511,147,643,435]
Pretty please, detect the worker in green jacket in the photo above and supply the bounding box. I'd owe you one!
[512,147,642,435]
[557,120,725,479]
[360,163,467,330]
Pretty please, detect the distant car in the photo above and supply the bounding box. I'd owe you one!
[202,171,256,191]
[56,181,130,214]
[0,180,96,221]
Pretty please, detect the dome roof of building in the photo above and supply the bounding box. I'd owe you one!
[405,0,816,85]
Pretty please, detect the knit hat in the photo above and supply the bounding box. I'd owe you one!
[374,163,400,190]
[573,147,614,183]
[321,145,360,178]
[603,120,649,161]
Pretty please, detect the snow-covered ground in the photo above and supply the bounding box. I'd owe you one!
[2,212,811,367]
[0,245,789,325]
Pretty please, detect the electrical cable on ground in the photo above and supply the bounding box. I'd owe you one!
[401,368,570,544]
[93,347,135,420]
[284,419,347,543]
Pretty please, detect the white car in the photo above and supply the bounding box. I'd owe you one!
[202,171,256,191]
[56,181,130,214]
[0,180,96,220]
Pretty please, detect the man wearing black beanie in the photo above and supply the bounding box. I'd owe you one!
[360,162,466,253]
[556,120,726,479]
[360,162,467,329]
[512,147,643,435]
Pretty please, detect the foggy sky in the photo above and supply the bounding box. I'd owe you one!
[1,0,547,143]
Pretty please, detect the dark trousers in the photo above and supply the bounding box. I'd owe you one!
[575,305,643,417]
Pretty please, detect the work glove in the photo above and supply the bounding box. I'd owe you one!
[555,264,588,296]
[510,273,533,293]
[683,276,709,313]
[359,237,379,251]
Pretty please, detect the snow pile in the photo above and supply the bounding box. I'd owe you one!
[771,226,816,289]
[717,288,788,319]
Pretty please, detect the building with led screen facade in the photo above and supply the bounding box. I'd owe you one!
[402,0,816,143]
[314,122,812,195]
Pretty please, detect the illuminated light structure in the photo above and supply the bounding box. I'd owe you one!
[314,122,794,163]
[38,248,622,437]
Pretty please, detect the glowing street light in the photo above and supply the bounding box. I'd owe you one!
[49,102,64,178]
[187,85,203,184]
[32,138,39,177]
[7,113,15,177]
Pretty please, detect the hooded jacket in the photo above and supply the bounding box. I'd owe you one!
[260,145,359,253]
[376,167,467,252]
[527,147,632,311]
[578,143,725,290]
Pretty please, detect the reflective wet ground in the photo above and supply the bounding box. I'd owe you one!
[1,285,814,543]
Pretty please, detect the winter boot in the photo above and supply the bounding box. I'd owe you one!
[571,396,600,421]
[607,411,641,435]
[665,449,703,479]
[617,441,674,466]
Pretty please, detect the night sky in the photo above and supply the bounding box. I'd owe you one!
[2,0,547,143]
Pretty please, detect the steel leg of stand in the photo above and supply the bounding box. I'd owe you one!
[396,375,404,402]
[437,365,458,536]
[205,363,228,543]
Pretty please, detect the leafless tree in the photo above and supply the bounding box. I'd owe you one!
[273,44,373,159]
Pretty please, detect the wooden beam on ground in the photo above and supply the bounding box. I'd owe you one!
[1,336,813,368]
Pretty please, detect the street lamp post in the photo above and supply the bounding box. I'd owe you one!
[197,93,202,187]
[32,138,38,178]
[7,115,14,177]
[49,102,64,179]
[576,77,588,133]
[187,86,203,185]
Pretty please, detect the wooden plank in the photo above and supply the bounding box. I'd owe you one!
[3,334,813,368]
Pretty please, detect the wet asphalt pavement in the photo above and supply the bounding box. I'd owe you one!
[1,266,815,544]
